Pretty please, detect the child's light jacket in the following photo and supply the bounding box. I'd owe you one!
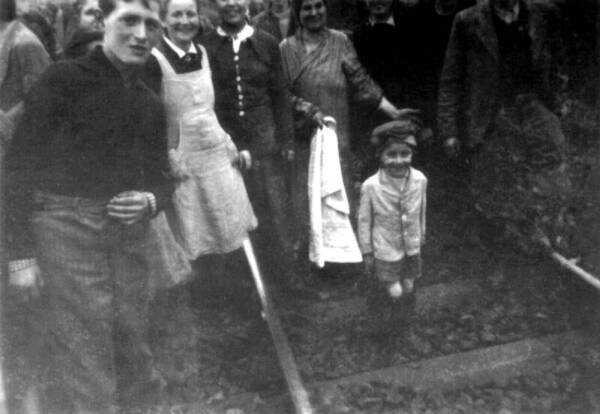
[358,167,427,261]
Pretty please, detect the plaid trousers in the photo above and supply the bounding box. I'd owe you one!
[31,192,155,414]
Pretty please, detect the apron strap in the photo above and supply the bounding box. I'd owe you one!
[151,48,176,78]
[151,48,180,150]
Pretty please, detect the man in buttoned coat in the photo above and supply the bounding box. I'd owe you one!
[437,0,568,249]
[438,0,563,156]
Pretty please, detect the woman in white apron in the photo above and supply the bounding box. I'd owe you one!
[151,0,257,288]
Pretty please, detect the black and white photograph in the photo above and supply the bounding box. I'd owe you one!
[0,0,598,412]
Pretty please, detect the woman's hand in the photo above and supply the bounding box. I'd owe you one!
[312,110,326,127]
[394,107,422,123]
[378,98,421,123]
[236,150,252,170]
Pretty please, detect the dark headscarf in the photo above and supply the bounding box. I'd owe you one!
[292,0,328,27]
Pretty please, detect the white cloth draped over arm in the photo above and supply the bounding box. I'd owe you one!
[308,121,362,268]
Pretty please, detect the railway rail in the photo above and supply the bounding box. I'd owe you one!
[141,239,600,414]
[3,182,599,414]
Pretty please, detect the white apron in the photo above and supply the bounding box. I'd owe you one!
[152,46,257,259]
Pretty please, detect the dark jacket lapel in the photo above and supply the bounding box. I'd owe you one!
[527,0,546,67]
[475,1,499,62]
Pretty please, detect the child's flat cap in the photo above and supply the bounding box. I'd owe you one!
[371,120,419,147]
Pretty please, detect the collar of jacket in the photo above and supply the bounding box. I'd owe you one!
[378,167,413,197]
[162,35,198,58]
[475,0,545,65]
[78,46,148,89]
[156,36,203,63]
[368,15,395,27]
[207,28,272,66]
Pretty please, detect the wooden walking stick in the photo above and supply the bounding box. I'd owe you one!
[242,238,314,414]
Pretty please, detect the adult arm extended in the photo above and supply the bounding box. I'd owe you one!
[340,33,383,111]
[341,33,417,120]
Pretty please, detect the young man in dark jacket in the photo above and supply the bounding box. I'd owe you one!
[4,0,171,412]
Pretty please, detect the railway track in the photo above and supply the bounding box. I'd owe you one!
[148,246,600,414]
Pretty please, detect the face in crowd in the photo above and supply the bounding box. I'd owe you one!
[365,0,393,20]
[214,0,249,30]
[380,140,413,178]
[270,0,290,12]
[78,0,104,31]
[163,0,200,49]
[396,0,420,7]
[491,0,519,10]
[298,0,326,33]
[103,0,161,67]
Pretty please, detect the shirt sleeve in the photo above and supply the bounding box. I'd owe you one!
[290,94,320,122]
[340,34,383,111]
[358,182,374,255]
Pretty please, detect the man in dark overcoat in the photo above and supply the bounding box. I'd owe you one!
[438,0,563,157]
[437,0,568,249]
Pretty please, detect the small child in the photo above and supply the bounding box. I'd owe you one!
[358,120,427,333]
